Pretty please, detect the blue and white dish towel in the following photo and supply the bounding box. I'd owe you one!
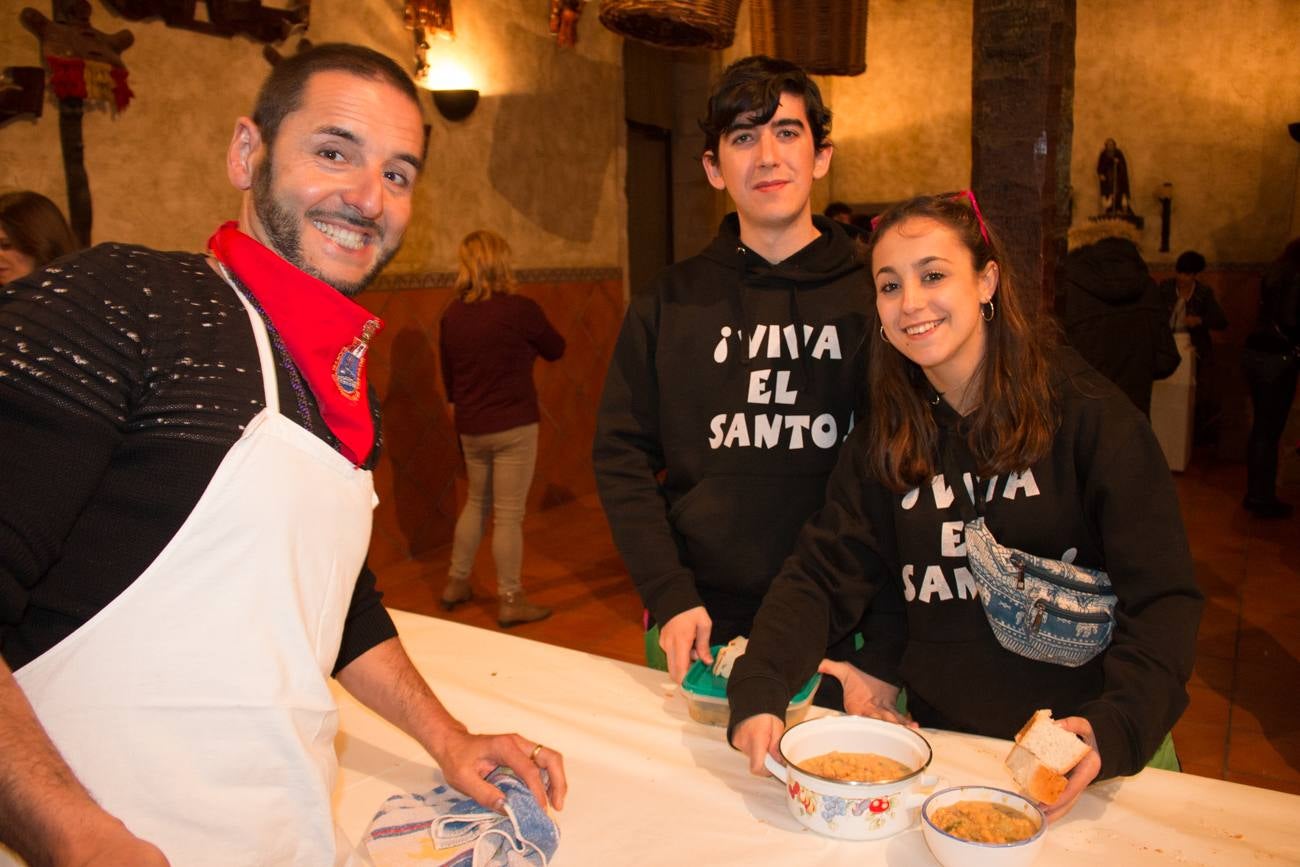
[363,768,560,867]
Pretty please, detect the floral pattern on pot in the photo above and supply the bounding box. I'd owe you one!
[815,793,895,830]
[788,780,818,816]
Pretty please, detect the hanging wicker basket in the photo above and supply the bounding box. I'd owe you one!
[598,0,742,50]
[750,0,869,76]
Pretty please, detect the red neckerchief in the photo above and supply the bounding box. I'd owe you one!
[208,221,382,467]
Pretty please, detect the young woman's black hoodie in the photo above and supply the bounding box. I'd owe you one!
[729,348,1202,782]
[594,214,870,644]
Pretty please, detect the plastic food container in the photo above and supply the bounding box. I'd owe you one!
[679,647,820,727]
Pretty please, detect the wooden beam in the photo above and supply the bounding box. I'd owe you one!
[971,0,1075,309]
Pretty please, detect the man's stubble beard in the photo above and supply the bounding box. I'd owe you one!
[251,156,401,297]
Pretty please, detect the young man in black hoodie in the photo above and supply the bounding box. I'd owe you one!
[593,56,871,683]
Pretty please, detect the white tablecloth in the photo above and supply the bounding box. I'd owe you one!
[332,610,1300,866]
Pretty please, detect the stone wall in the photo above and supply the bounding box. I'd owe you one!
[821,0,1300,268]
[1073,0,1300,266]
[821,0,974,211]
[0,0,626,273]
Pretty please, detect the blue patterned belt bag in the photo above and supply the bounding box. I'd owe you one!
[962,517,1116,667]
[940,441,1116,668]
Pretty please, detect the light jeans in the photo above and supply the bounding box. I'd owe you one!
[448,423,539,596]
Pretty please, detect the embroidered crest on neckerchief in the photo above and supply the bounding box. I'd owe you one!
[334,319,380,400]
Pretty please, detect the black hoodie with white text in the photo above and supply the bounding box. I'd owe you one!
[593,214,871,643]
[728,348,1202,781]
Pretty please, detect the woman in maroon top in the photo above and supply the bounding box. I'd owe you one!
[438,231,565,626]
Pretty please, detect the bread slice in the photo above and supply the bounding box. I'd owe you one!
[1005,743,1068,803]
[1014,709,1090,774]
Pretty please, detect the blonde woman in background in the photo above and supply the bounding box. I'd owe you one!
[438,230,565,626]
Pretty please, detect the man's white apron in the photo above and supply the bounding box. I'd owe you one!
[9,284,374,865]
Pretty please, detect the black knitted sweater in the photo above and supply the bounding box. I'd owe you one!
[0,243,396,673]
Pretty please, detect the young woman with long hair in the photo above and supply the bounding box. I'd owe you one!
[727,193,1202,821]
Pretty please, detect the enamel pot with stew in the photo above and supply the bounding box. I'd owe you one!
[764,715,937,841]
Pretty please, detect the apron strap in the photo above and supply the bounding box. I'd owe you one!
[216,262,280,415]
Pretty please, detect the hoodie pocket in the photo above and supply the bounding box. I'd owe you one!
[667,474,827,602]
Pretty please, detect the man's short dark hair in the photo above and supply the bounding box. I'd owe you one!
[699,55,831,157]
[252,43,421,151]
[1175,250,1206,275]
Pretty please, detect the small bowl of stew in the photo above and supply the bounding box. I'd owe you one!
[921,785,1046,867]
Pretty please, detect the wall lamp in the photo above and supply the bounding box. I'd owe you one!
[413,24,479,122]
[431,88,479,121]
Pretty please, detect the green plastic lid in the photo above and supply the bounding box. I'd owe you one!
[681,644,820,702]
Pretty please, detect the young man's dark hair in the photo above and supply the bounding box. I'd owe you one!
[1175,250,1207,275]
[252,43,421,151]
[698,55,831,157]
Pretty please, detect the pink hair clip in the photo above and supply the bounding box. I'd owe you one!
[953,189,991,245]
[869,190,991,245]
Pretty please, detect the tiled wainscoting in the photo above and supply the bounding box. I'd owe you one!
[356,269,624,572]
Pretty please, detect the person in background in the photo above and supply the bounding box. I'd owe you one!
[825,201,853,224]
[0,190,79,283]
[0,45,565,867]
[1241,238,1300,519]
[729,193,1200,823]
[438,230,565,627]
[593,55,870,685]
[1058,219,1180,416]
[1158,250,1229,443]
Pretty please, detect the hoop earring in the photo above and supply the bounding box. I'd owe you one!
[981,298,996,322]
[879,324,891,345]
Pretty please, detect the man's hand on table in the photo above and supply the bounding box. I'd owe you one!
[731,713,785,776]
[659,606,713,684]
[433,729,567,814]
[817,659,916,728]
[336,638,567,815]
[1042,716,1100,823]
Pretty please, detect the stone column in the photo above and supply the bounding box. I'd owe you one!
[971,0,1075,309]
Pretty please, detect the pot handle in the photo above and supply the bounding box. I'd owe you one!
[901,774,943,810]
[763,753,789,784]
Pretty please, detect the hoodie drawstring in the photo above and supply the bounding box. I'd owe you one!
[732,245,752,369]
[788,279,813,386]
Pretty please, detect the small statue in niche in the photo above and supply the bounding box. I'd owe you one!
[1097,138,1132,215]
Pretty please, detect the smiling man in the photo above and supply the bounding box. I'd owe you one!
[594,56,871,686]
[0,44,564,866]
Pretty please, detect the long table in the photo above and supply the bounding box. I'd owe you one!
[332,610,1300,865]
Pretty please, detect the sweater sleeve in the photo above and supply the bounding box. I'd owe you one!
[1074,402,1202,780]
[726,424,891,737]
[526,299,566,361]
[333,561,398,675]
[592,294,701,627]
[0,262,139,653]
[847,555,909,687]
[438,311,454,402]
